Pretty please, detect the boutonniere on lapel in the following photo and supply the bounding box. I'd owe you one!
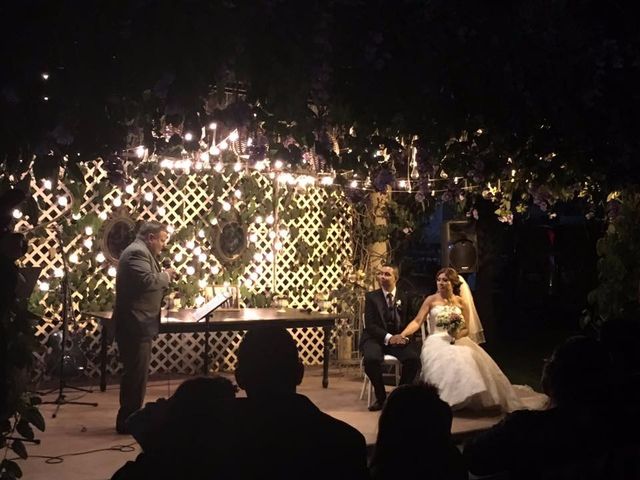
[394,299,402,310]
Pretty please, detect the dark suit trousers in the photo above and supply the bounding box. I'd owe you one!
[116,334,152,427]
[361,338,420,403]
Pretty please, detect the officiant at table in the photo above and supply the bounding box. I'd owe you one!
[113,221,177,434]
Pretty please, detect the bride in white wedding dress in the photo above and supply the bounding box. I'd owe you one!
[399,267,547,413]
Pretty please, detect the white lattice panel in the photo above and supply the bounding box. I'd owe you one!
[18,160,354,379]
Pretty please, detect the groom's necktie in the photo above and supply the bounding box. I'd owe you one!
[386,293,400,331]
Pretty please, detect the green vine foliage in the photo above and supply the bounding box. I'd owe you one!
[1,263,46,479]
[587,191,640,324]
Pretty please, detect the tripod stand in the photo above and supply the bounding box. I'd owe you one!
[41,227,98,418]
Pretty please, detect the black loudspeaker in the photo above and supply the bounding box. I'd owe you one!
[441,220,478,273]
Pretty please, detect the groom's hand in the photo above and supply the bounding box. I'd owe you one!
[389,334,409,345]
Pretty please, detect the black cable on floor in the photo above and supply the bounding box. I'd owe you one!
[10,441,138,465]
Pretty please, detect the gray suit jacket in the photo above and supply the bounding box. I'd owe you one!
[114,239,169,341]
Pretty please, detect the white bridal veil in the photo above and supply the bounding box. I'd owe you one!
[458,275,486,344]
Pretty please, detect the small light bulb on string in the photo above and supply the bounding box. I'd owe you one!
[255,265,264,274]
[274,160,283,170]
[193,246,202,256]
[85,226,93,236]
[233,162,242,172]
[99,211,108,220]
[96,252,106,263]
[108,266,117,277]
[125,183,135,194]
[222,201,231,212]
[219,140,228,150]
[43,179,52,190]
[279,229,289,238]
[250,271,258,281]
[254,160,266,171]
[194,161,203,171]
[39,281,50,291]
[113,196,122,207]
[255,215,263,224]
[41,72,49,80]
[229,130,239,142]
[200,151,210,163]
[410,164,420,180]
[210,145,221,156]
[144,192,154,202]
[186,240,195,250]
[69,253,79,264]
[83,238,93,249]
[249,233,258,243]
[186,266,196,276]
[253,252,263,262]
[74,212,83,220]
[265,252,274,262]
[214,162,224,172]
[198,229,205,238]
[12,209,22,219]
[211,265,220,275]
[320,176,334,186]
[266,214,274,225]
[198,253,207,263]
[198,279,208,289]
[350,180,358,188]
[210,217,218,226]
[167,225,175,234]
[184,132,194,142]
[274,241,283,250]
[269,231,277,240]
[136,146,146,158]
[54,268,64,278]
[157,206,166,216]
[57,196,68,207]
[174,252,183,262]
[244,279,253,288]
[398,180,407,189]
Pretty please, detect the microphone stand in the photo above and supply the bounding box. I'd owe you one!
[41,226,98,418]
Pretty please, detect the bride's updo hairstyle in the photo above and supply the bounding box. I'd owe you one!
[436,267,462,295]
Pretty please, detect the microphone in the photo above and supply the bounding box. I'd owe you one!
[162,259,179,280]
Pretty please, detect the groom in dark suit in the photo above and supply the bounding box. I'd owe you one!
[360,265,420,411]
[114,221,176,433]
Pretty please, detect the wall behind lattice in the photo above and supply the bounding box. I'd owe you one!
[18,160,354,380]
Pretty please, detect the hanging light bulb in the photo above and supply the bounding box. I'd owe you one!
[96,252,106,263]
[186,266,196,275]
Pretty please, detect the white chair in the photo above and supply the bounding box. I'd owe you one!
[359,354,401,407]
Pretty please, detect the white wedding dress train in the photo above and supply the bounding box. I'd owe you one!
[421,305,547,413]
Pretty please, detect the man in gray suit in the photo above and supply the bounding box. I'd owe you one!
[114,221,176,434]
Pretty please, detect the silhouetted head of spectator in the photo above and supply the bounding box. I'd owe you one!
[542,336,612,407]
[600,314,640,376]
[235,327,304,397]
[375,383,452,456]
[169,375,236,414]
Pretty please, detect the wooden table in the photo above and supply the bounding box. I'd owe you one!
[84,308,338,392]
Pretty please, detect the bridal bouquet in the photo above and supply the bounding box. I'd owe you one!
[435,306,464,344]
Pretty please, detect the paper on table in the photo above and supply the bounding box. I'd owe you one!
[191,292,231,322]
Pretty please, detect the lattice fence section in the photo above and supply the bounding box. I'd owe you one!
[17,160,354,379]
